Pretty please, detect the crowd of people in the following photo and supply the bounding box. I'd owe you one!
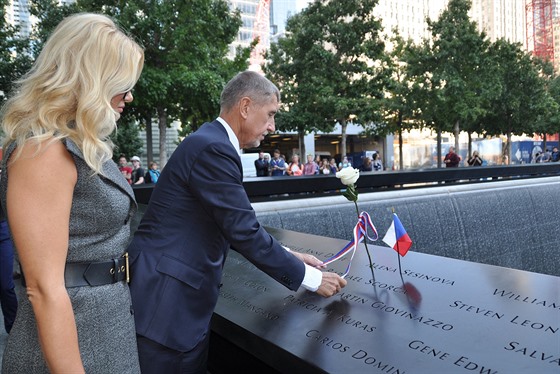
[118,154,160,185]
[447,147,485,167]
[450,146,560,167]
[532,147,560,163]
[254,150,384,176]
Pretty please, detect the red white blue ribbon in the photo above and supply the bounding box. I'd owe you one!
[322,211,378,278]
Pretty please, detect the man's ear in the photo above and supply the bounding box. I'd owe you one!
[240,97,251,119]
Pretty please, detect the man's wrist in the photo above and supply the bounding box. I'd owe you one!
[301,265,322,292]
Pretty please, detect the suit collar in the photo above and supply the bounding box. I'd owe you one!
[216,117,241,155]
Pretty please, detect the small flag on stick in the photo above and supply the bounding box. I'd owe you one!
[382,213,412,257]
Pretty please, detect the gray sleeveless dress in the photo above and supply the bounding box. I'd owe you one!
[1,139,140,373]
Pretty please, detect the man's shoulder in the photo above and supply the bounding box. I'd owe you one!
[187,121,224,139]
[177,121,229,152]
[169,121,240,174]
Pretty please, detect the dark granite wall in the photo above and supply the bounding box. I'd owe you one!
[255,177,560,276]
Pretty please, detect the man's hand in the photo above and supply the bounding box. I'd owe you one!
[316,272,347,298]
[290,251,326,269]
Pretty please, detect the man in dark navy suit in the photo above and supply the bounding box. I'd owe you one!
[128,71,347,373]
[254,151,269,176]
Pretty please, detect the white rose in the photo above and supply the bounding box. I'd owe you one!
[336,167,360,186]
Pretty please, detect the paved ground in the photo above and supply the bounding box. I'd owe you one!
[0,308,6,364]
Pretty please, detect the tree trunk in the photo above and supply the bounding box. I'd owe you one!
[298,130,305,158]
[145,113,153,164]
[398,126,403,171]
[437,127,442,168]
[454,120,460,154]
[467,131,472,158]
[398,112,403,170]
[158,107,168,167]
[340,118,347,161]
[543,133,547,153]
[505,130,512,165]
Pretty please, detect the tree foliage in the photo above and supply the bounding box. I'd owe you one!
[27,0,249,166]
[110,121,144,162]
[1,0,558,169]
[482,39,557,162]
[423,0,494,155]
[265,0,387,158]
[380,32,421,169]
[0,0,33,106]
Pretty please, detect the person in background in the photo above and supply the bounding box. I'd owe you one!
[372,153,383,171]
[338,156,351,170]
[0,13,144,373]
[314,155,322,175]
[254,151,269,177]
[444,146,461,168]
[118,154,133,185]
[131,155,145,184]
[541,148,552,163]
[303,154,317,175]
[329,158,338,174]
[270,149,286,176]
[551,147,560,162]
[287,154,303,176]
[263,154,270,172]
[0,189,17,334]
[359,157,373,172]
[127,71,346,373]
[320,159,331,174]
[144,161,161,184]
[467,151,483,167]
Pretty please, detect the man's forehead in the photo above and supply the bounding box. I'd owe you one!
[269,96,280,108]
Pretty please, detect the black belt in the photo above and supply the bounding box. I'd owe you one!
[21,253,130,288]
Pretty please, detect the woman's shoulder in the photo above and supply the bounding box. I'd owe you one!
[9,137,70,162]
[6,138,77,183]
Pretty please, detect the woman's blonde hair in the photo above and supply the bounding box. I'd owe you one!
[2,13,144,174]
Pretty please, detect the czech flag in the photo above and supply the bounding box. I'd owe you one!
[382,213,412,256]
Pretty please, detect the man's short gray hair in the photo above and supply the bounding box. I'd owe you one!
[220,71,280,112]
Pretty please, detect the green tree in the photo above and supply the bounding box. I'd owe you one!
[404,39,450,168]
[546,74,560,143]
[424,0,492,158]
[380,32,420,170]
[0,0,33,106]
[110,120,143,162]
[81,0,248,166]
[482,39,549,163]
[531,59,560,151]
[30,0,249,166]
[265,9,336,157]
[265,0,387,159]
[28,0,79,50]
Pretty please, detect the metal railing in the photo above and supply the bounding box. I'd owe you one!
[133,163,560,204]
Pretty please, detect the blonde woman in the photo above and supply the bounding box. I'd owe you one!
[0,13,144,373]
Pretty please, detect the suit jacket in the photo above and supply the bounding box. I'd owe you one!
[128,120,305,352]
[254,158,268,176]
